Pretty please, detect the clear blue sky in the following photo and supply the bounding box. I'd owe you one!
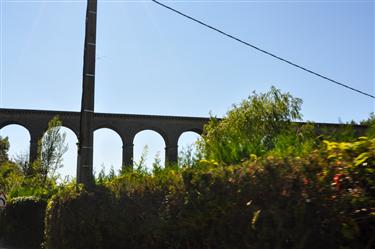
[1,0,374,178]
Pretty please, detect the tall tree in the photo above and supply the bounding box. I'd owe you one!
[199,86,303,164]
[36,116,68,182]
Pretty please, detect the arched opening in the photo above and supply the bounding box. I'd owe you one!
[93,128,122,177]
[178,131,202,166]
[0,124,31,163]
[133,130,165,171]
[55,127,78,181]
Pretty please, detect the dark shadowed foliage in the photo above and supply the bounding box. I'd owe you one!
[0,196,47,249]
[44,147,375,249]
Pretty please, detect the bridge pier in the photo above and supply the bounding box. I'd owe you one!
[122,143,134,168]
[165,145,178,166]
[29,127,46,164]
[29,135,39,164]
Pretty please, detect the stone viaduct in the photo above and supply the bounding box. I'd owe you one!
[0,108,368,169]
[0,108,208,167]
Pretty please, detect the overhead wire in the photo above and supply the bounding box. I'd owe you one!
[151,0,375,99]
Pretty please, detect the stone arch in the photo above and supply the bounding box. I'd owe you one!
[178,131,202,166]
[94,125,123,143]
[178,129,202,138]
[59,123,79,138]
[0,121,30,131]
[132,127,169,146]
[133,129,166,170]
[0,123,32,162]
[183,128,204,136]
[93,128,123,177]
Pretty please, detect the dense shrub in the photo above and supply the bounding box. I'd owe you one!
[44,184,116,249]
[0,161,24,195]
[322,136,375,248]
[0,136,9,164]
[161,158,347,249]
[44,150,375,249]
[45,170,183,249]
[197,87,368,165]
[198,87,303,164]
[0,196,47,249]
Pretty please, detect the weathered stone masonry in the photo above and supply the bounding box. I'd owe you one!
[0,108,208,167]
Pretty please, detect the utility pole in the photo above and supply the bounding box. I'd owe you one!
[77,0,97,186]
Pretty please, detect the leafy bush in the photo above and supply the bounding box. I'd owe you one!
[45,168,183,249]
[0,162,24,195]
[7,176,58,199]
[0,136,9,164]
[44,150,375,249]
[0,161,58,200]
[198,86,304,164]
[0,196,47,249]
[0,116,64,200]
[322,136,375,247]
[44,184,116,249]
[160,158,348,249]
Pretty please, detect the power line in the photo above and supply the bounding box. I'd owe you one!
[151,0,375,99]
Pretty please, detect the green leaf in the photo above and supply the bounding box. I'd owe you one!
[354,152,370,166]
[251,209,261,229]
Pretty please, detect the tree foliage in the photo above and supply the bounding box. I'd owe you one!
[35,116,68,182]
[0,117,67,199]
[0,136,10,164]
[199,86,303,164]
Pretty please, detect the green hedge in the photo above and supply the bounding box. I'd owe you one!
[158,159,342,249]
[44,157,375,249]
[44,185,116,249]
[0,196,47,249]
[45,174,175,249]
